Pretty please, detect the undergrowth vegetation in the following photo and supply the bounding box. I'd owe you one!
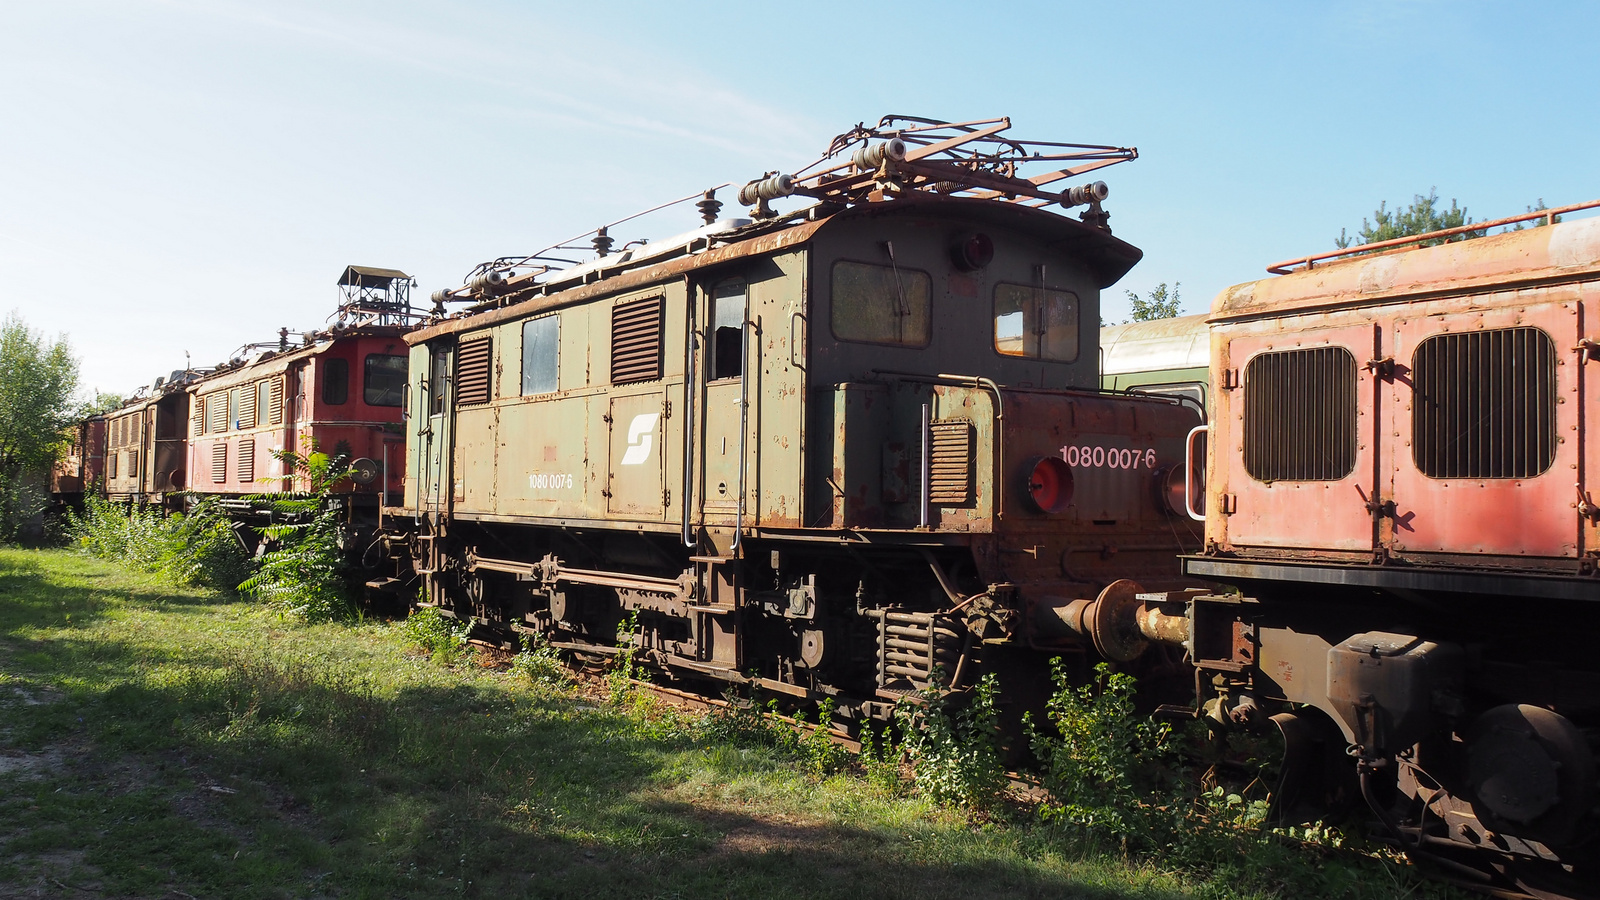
[4,540,1463,898]
[66,492,252,591]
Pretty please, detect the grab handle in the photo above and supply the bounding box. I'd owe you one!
[1184,425,1208,522]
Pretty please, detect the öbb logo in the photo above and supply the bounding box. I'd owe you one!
[619,413,660,465]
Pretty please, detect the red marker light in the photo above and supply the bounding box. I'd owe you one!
[1025,456,1074,513]
[951,232,994,271]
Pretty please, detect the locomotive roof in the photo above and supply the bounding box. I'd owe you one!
[1099,312,1210,375]
[408,196,1141,345]
[184,324,412,394]
[1212,213,1600,323]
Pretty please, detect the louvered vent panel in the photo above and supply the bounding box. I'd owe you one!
[1412,327,1556,478]
[269,379,284,424]
[929,420,974,505]
[1244,347,1357,482]
[456,339,492,406]
[239,384,257,428]
[237,439,255,483]
[211,444,227,483]
[127,450,138,480]
[611,296,664,384]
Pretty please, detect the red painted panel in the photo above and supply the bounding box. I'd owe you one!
[1389,300,1580,559]
[1220,323,1379,553]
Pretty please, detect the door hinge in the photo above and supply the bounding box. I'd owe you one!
[662,399,672,419]
[1364,356,1395,380]
[1221,368,1240,391]
[1219,493,1237,515]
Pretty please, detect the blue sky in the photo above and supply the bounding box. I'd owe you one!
[3,1,1596,396]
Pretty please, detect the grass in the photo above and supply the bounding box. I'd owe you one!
[0,547,1458,899]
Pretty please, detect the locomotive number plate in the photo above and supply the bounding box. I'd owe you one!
[528,472,576,491]
[1061,445,1157,470]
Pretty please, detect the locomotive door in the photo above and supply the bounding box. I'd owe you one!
[417,344,453,519]
[700,280,752,526]
[1216,323,1380,552]
[1387,301,1581,559]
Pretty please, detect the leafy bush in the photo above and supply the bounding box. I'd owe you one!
[236,444,355,623]
[896,672,1007,809]
[510,632,569,686]
[67,494,251,591]
[399,607,472,665]
[238,499,351,623]
[1028,661,1171,839]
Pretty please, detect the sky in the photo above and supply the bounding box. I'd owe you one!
[2,0,1597,398]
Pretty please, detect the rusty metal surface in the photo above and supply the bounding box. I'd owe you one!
[1265,198,1600,275]
[1216,215,1600,324]
[1205,217,1600,569]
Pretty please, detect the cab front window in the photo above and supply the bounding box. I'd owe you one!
[994,283,1079,361]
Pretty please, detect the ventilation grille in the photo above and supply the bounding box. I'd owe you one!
[239,384,257,428]
[269,379,284,424]
[611,296,664,384]
[237,439,255,483]
[929,420,974,505]
[456,339,492,407]
[206,394,227,434]
[1244,347,1357,481]
[127,450,138,480]
[211,444,227,483]
[1412,327,1556,478]
[108,453,118,479]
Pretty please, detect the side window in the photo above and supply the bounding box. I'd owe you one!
[993,283,1079,361]
[323,358,350,405]
[257,380,273,425]
[710,281,745,380]
[521,316,560,395]
[429,349,449,416]
[364,354,407,406]
[831,260,931,347]
[228,388,240,430]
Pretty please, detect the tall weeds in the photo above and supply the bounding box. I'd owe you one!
[67,493,251,592]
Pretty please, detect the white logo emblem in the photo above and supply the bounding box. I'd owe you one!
[619,413,659,466]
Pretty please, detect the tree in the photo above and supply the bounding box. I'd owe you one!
[0,313,80,540]
[1334,189,1483,249]
[1126,282,1182,322]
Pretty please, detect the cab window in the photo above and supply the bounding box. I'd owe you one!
[994,283,1079,361]
[831,260,931,348]
[364,354,406,406]
[323,358,350,405]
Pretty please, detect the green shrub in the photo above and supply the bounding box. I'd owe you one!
[1028,661,1171,840]
[398,607,472,665]
[897,672,1006,809]
[237,500,351,623]
[67,494,251,592]
[510,632,569,686]
[236,444,356,623]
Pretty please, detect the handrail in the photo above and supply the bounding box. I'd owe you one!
[681,276,699,549]
[730,318,754,555]
[1266,198,1600,275]
[1184,425,1208,522]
